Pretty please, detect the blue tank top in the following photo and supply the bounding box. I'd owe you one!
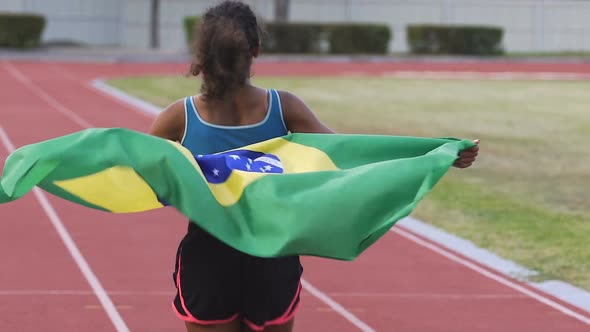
[180,89,288,155]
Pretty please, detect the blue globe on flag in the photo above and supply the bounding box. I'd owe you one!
[195,150,284,184]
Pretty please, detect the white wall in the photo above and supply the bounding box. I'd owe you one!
[1,0,123,46]
[286,0,590,52]
[0,0,26,12]
[3,0,590,52]
[121,0,272,50]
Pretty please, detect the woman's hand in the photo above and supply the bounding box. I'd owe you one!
[454,139,480,168]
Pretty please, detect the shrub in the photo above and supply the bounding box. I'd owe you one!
[407,24,504,55]
[0,13,46,48]
[261,22,324,54]
[183,16,201,45]
[262,22,392,54]
[183,17,394,55]
[183,18,323,54]
[327,23,391,54]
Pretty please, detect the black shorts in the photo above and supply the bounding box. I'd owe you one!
[172,223,303,330]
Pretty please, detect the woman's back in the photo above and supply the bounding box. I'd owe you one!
[181,87,288,155]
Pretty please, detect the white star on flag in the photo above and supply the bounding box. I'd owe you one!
[229,155,240,160]
[212,168,220,176]
[246,163,251,171]
[248,158,253,164]
[264,165,273,171]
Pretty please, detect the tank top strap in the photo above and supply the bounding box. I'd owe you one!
[267,89,288,133]
[180,96,196,146]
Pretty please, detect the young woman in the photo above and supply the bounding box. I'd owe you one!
[148,2,479,331]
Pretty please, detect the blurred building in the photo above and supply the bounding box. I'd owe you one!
[2,0,590,53]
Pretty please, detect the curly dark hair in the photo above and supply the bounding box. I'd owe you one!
[189,1,262,101]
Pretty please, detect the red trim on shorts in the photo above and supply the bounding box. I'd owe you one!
[173,253,239,325]
[243,282,302,331]
[172,302,240,325]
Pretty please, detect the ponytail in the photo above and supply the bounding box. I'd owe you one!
[189,1,261,101]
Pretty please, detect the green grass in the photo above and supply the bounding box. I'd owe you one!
[107,75,590,289]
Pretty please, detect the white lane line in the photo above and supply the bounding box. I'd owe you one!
[306,292,527,299]
[2,62,94,128]
[381,71,590,81]
[398,216,590,312]
[0,289,529,300]
[301,279,376,332]
[0,127,128,331]
[391,226,590,325]
[0,290,172,296]
[91,78,162,116]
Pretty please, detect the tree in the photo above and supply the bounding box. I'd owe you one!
[149,0,160,48]
[274,0,290,22]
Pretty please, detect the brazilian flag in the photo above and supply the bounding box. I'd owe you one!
[0,128,474,260]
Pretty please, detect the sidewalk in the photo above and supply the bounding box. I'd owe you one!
[1,46,590,64]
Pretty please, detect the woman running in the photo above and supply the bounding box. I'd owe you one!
[148,2,479,331]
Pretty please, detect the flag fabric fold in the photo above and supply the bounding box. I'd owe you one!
[0,128,474,260]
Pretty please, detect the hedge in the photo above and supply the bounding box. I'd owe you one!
[183,16,201,45]
[261,22,325,53]
[327,23,391,54]
[263,22,392,54]
[0,13,46,48]
[407,24,503,55]
[183,17,392,54]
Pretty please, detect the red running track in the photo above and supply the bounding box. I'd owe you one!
[0,60,589,332]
